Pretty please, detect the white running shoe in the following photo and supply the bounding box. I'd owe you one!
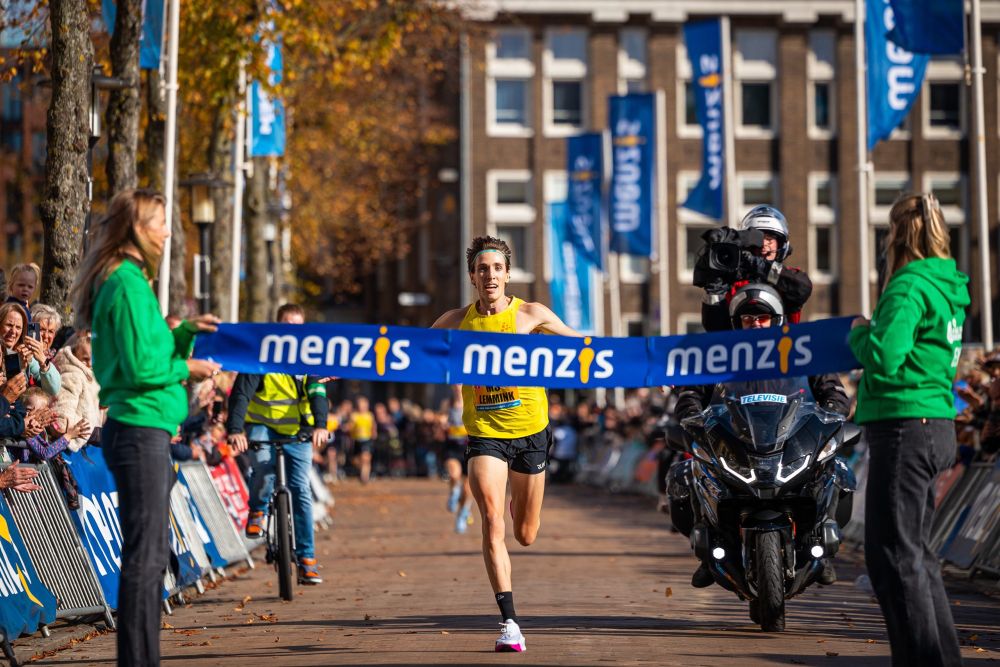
[455,506,471,534]
[495,619,526,653]
[447,486,461,513]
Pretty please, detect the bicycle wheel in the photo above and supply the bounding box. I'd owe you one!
[275,491,294,601]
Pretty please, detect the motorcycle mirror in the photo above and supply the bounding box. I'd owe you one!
[842,422,862,447]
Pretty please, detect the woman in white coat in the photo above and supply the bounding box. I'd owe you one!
[52,333,102,451]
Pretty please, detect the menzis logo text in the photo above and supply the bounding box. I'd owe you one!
[462,337,613,384]
[260,326,411,376]
[665,326,813,377]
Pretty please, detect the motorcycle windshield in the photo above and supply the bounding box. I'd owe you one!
[708,377,814,453]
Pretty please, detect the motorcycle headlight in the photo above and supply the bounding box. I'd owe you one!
[719,456,757,484]
[817,435,839,462]
[776,455,811,483]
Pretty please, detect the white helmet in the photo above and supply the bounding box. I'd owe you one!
[739,205,791,261]
[729,283,786,329]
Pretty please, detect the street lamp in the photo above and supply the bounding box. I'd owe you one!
[180,173,228,314]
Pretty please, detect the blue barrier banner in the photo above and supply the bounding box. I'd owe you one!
[167,508,202,590]
[682,18,725,221]
[196,317,861,389]
[0,494,56,640]
[940,460,1000,568]
[548,202,595,335]
[867,0,929,149]
[175,466,226,570]
[250,39,286,157]
[887,0,963,55]
[566,133,605,269]
[101,0,165,70]
[63,448,122,610]
[608,93,655,257]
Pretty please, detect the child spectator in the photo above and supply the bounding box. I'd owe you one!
[6,263,40,322]
[52,331,102,451]
[15,387,90,463]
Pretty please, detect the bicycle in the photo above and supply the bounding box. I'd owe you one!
[248,434,310,601]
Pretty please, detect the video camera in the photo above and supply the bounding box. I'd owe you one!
[693,226,765,288]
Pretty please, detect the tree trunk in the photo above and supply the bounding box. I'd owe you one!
[106,0,141,194]
[246,157,271,321]
[40,0,93,317]
[208,99,235,319]
[145,69,165,190]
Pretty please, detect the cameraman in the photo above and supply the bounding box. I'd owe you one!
[695,205,812,331]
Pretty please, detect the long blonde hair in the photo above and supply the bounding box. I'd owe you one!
[70,189,166,328]
[884,193,951,287]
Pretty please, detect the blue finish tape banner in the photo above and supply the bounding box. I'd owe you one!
[867,0,929,149]
[566,132,605,269]
[608,93,655,257]
[102,0,165,70]
[63,448,123,610]
[250,38,286,157]
[682,18,725,221]
[548,202,595,335]
[0,494,56,640]
[887,0,964,56]
[194,317,862,389]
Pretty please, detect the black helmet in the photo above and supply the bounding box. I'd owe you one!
[729,283,785,329]
[739,205,792,261]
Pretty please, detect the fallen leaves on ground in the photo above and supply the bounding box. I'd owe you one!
[825,651,839,657]
[397,570,407,577]
[664,587,673,598]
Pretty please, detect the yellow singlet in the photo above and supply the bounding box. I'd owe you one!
[350,411,374,441]
[459,296,548,438]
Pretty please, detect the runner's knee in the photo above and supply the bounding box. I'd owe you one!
[514,520,539,547]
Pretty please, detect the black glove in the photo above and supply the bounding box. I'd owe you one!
[739,250,771,281]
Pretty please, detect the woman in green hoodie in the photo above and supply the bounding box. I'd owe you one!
[849,193,967,667]
[70,189,221,667]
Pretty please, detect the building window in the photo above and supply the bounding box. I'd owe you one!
[487,28,534,137]
[678,314,706,335]
[624,315,645,337]
[738,173,777,210]
[544,28,588,136]
[620,254,649,283]
[871,174,910,280]
[734,29,778,137]
[618,28,647,94]
[495,224,531,277]
[676,42,701,138]
[808,31,836,137]
[488,169,535,281]
[923,59,964,138]
[929,83,961,129]
[809,174,837,281]
[551,81,583,125]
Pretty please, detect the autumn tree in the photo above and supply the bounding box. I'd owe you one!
[106,0,142,194]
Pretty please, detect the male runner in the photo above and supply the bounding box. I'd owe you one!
[432,235,581,652]
[443,385,472,533]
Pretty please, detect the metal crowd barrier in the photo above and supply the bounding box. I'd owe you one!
[179,462,253,569]
[1,461,115,630]
[929,462,994,555]
[168,483,211,593]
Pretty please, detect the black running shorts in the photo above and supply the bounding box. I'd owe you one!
[466,426,551,475]
[443,441,468,474]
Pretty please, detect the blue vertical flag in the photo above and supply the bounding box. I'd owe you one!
[566,133,605,270]
[548,202,595,334]
[867,0,929,149]
[682,19,725,221]
[250,39,286,157]
[887,0,964,55]
[102,0,165,70]
[608,93,656,257]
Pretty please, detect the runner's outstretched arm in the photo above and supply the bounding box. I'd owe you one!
[521,302,582,337]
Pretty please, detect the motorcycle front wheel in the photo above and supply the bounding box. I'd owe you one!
[754,531,786,631]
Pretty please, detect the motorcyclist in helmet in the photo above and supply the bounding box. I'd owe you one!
[669,284,851,588]
[697,205,813,332]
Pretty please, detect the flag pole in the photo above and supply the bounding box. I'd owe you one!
[655,89,669,335]
[970,0,995,348]
[229,61,247,323]
[157,0,180,315]
[721,16,737,225]
[854,0,871,317]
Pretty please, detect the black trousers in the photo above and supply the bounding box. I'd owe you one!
[103,419,174,667]
[864,418,962,667]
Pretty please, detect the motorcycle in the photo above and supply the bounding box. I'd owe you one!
[666,377,860,631]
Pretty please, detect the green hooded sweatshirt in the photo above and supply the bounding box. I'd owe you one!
[91,259,196,435]
[848,257,969,424]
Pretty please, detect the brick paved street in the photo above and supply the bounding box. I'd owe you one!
[32,479,999,666]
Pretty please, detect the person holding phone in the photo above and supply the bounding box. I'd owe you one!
[70,188,221,667]
[0,302,60,396]
[29,304,62,365]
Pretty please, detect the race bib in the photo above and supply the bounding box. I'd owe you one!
[474,385,522,411]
